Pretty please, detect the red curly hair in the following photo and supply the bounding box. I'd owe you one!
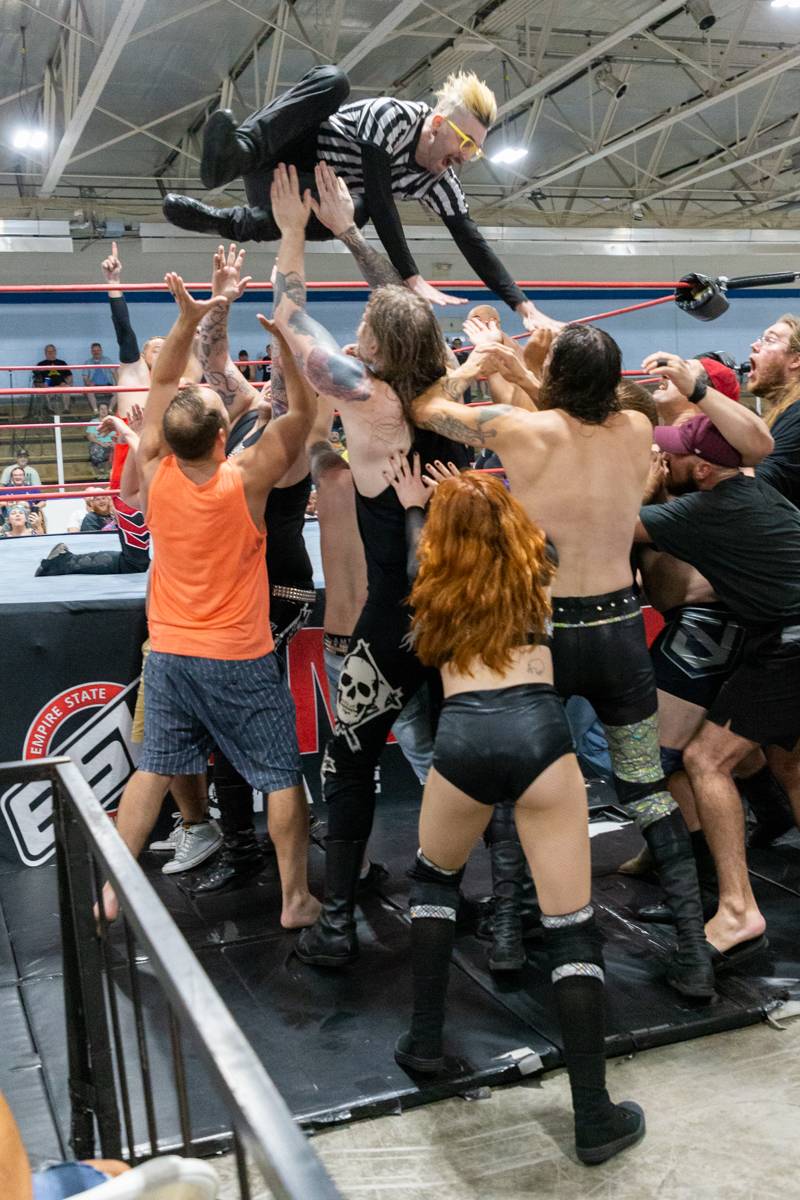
[410,472,554,674]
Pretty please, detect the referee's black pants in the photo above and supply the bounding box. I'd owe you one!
[198,65,373,242]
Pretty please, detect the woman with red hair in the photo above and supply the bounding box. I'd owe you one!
[386,459,644,1166]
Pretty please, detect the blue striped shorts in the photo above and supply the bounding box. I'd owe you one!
[138,650,301,792]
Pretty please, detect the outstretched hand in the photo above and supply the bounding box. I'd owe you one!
[641,351,699,399]
[405,275,468,307]
[309,161,355,237]
[211,243,253,303]
[382,452,434,509]
[517,299,564,334]
[165,272,227,323]
[463,315,503,349]
[270,163,312,234]
[424,459,461,485]
[102,240,122,284]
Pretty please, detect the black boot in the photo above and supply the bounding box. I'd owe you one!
[635,829,718,924]
[395,852,462,1074]
[488,838,527,971]
[740,767,796,847]
[201,109,255,188]
[543,909,645,1165]
[643,812,715,998]
[180,830,265,895]
[295,839,365,967]
[163,194,240,238]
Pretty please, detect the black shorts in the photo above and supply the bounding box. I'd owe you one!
[708,623,800,750]
[433,683,575,807]
[551,586,656,725]
[650,603,746,710]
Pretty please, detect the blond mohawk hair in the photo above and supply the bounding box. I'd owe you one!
[434,71,497,128]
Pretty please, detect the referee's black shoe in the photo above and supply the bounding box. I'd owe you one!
[201,109,255,189]
[163,194,237,238]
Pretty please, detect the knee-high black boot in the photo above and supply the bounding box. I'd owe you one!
[643,811,715,998]
[543,908,646,1165]
[485,804,527,971]
[395,851,463,1073]
[295,839,365,966]
[182,754,265,896]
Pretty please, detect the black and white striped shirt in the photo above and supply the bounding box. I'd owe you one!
[317,97,469,220]
[313,96,524,310]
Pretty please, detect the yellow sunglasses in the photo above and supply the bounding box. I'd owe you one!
[443,117,484,161]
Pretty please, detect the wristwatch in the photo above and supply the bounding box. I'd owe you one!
[688,378,707,404]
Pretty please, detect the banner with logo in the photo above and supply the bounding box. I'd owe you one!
[0,593,417,867]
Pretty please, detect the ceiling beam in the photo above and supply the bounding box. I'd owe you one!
[338,2,425,74]
[39,0,147,196]
[499,45,800,206]
[494,0,684,120]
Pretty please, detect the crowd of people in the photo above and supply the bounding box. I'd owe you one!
[7,66,800,1170]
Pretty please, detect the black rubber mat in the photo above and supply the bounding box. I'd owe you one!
[2,786,799,1162]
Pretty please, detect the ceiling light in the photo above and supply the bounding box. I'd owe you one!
[596,66,627,100]
[686,0,716,30]
[771,0,800,7]
[490,146,527,165]
[12,128,47,151]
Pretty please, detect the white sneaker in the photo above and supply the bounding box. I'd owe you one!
[148,812,183,852]
[162,820,223,875]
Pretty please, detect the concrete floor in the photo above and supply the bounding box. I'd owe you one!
[216,1015,800,1200]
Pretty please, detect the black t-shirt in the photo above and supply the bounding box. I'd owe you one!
[640,474,800,627]
[80,511,110,533]
[755,401,800,509]
[33,359,71,387]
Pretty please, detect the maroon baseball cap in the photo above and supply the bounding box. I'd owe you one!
[654,414,742,467]
[696,357,740,402]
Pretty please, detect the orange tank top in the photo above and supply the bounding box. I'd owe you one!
[146,456,272,660]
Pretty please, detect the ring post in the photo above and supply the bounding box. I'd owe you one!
[53,414,65,489]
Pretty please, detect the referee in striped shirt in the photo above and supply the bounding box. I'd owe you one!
[164,66,557,331]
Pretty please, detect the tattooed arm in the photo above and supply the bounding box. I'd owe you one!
[197,244,259,421]
[412,375,524,451]
[271,164,374,404]
[310,162,402,290]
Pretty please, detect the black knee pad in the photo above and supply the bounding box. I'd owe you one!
[409,851,464,912]
[542,912,605,974]
[660,746,684,778]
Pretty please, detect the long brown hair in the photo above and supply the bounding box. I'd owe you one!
[764,313,800,429]
[410,473,554,674]
[365,286,449,419]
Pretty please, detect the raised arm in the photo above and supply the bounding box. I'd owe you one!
[270,164,373,404]
[237,317,316,499]
[642,351,774,466]
[102,240,149,418]
[196,244,258,421]
[99,406,143,508]
[310,162,403,290]
[137,275,226,473]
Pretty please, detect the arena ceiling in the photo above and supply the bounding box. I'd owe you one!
[0,0,799,232]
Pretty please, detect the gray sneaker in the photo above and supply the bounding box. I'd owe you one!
[148,812,183,853]
[162,820,223,875]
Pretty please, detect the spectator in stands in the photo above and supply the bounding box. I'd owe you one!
[32,343,74,416]
[0,464,46,526]
[82,341,117,414]
[259,342,271,382]
[67,488,118,534]
[1,449,41,486]
[1,504,41,537]
[236,349,254,381]
[86,401,116,477]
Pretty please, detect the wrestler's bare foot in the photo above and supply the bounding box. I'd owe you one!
[93,881,120,929]
[705,905,766,955]
[281,893,321,929]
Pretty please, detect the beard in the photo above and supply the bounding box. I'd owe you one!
[748,360,788,398]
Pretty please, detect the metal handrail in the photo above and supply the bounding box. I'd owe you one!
[0,756,341,1200]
